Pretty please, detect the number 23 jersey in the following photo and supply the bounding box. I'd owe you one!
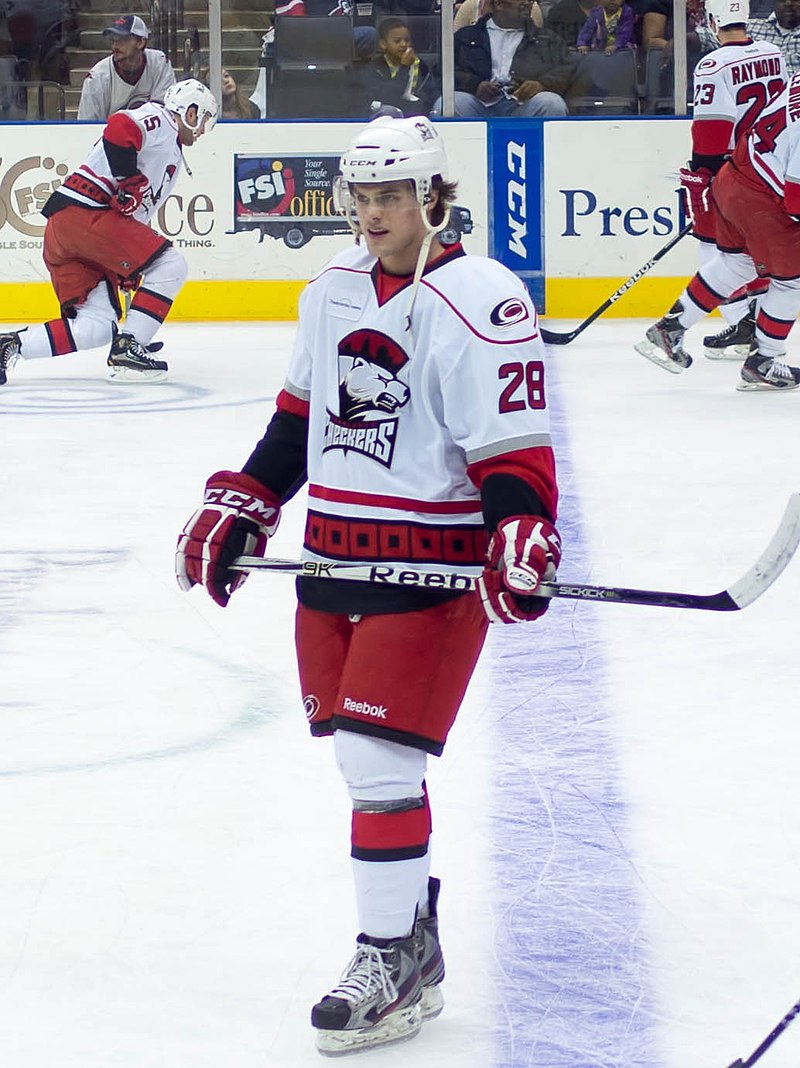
[691,38,786,157]
[280,242,557,571]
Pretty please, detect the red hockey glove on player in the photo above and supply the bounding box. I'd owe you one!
[679,165,713,232]
[112,173,149,217]
[478,515,561,624]
[175,471,281,607]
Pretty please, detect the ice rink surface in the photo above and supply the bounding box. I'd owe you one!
[2,316,800,1068]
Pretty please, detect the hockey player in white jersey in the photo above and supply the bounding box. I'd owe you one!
[0,79,216,387]
[175,116,561,1055]
[636,0,788,371]
[636,67,800,391]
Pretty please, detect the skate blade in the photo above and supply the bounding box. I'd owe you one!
[704,346,749,360]
[315,1003,422,1056]
[633,340,688,374]
[420,984,444,1020]
[107,366,168,384]
[736,377,799,392]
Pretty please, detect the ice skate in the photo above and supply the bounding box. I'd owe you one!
[703,302,755,360]
[0,332,21,386]
[634,302,693,373]
[107,332,168,382]
[737,350,800,392]
[415,876,445,1020]
[311,933,422,1056]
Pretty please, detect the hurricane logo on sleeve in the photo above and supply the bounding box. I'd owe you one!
[303,694,321,722]
[490,298,530,327]
[323,329,411,468]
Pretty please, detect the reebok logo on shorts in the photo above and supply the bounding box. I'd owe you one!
[342,696,388,720]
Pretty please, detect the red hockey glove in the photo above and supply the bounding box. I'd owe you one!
[112,173,148,217]
[679,165,713,231]
[175,471,281,607]
[477,515,561,624]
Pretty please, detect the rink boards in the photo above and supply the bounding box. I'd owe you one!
[0,117,693,322]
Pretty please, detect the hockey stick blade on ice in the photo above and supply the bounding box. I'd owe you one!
[724,996,800,1068]
[540,224,693,346]
[234,493,800,611]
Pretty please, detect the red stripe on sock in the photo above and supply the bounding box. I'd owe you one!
[130,288,173,323]
[687,274,725,314]
[757,310,794,341]
[352,796,431,853]
[45,318,77,355]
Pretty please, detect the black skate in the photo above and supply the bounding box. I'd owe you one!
[737,350,800,392]
[414,876,445,1020]
[703,302,755,360]
[0,332,21,386]
[312,932,423,1056]
[634,301,693,373]
[107,332,168,382]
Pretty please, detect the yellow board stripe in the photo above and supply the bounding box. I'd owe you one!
[1,277,703,324]
[0,280,307,323]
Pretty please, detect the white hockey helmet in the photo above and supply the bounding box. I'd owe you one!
[705,0,749,32]
[164,78,218,134]
[337,115,449,207]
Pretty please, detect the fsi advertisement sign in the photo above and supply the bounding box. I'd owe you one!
[543,118,692,282]
[488,121,545,308]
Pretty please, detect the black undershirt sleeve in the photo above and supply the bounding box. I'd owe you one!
[690,152,727,175]
[102,139,139,179]
[242,409,309,504]
[480,472,552,534]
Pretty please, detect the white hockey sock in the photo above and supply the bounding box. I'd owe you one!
[352,853,430,939]
[124,247,188,346]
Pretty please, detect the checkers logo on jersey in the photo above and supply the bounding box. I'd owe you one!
[490,297,530,327]
[324,328,411,468]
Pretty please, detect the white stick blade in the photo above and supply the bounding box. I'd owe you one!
[727,494,800,609]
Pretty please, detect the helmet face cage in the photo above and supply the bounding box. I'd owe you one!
[705,0,749,31]
[164,78,218,133]
[335,115,448,232]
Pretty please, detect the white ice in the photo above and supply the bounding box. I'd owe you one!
[2,317,800,1068]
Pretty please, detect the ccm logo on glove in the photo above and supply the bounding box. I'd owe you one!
[175,470,281,607]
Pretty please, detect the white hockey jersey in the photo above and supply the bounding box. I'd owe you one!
[77,50,176,122]
[692,38,786,156]
[59,101,183,224]
[281,243,555,573]
[740,70,800,212]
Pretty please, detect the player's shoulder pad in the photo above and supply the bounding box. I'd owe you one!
[424,254,540,343]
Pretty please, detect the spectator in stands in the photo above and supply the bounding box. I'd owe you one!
[546,0,594,48]
[203,66,260,119]
[438,0,577,116]
[577,0,636,51]
[642,0,710,64]
[274,0,377,60]
[77,14,175,121]
[455,0,544,31]
[741,0,800,73]
[359,16,437,116]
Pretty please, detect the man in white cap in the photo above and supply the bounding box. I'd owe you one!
[77,13,175,121]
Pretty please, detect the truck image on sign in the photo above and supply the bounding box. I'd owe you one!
[233,153,473,250]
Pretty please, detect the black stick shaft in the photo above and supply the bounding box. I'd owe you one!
[540,224,693,345]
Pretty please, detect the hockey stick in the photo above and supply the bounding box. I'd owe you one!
[724,996,800,1068]
[540,224,693,346]
[234,493,800,611]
